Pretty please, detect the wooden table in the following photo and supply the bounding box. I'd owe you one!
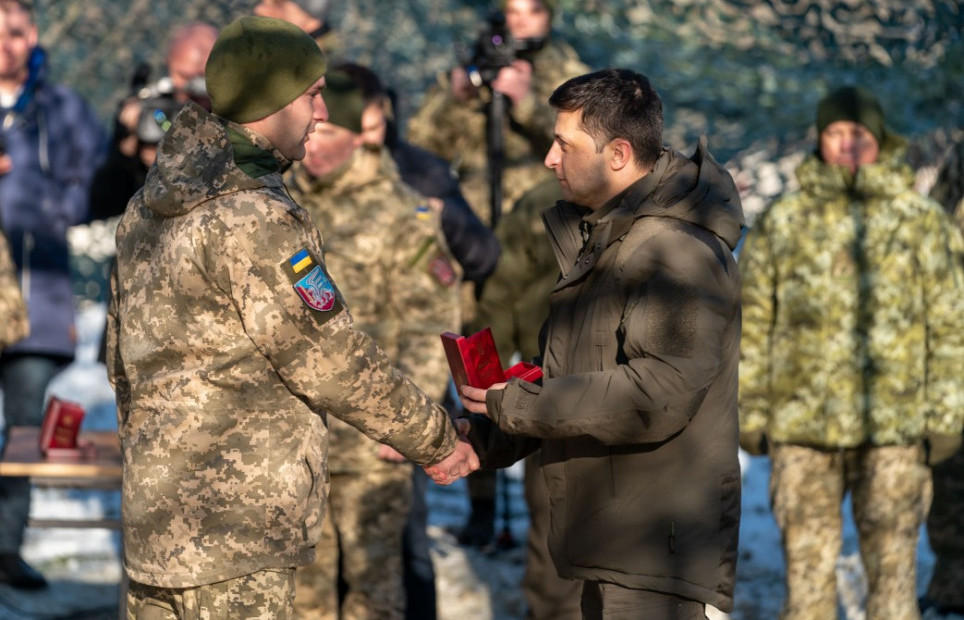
[0,426,122,529]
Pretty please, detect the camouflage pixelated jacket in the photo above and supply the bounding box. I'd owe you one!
[106,103,458,588]
[406,39,589,220]
[739,142,964,448]
[287,147,461,474]
[0,226,29,348]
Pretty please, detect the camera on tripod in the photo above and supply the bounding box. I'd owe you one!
[463,10,545,89]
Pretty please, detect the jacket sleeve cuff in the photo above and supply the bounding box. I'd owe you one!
[486,385,506,426]
[422,403,459,466]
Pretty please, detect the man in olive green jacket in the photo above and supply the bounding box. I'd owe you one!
[107,17,476,619]
[462,69,744,619]
[739,86,964,620]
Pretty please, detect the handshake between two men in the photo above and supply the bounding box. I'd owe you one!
[422,382,508,486]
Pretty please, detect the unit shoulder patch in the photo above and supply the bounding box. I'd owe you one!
[282,249,345,317]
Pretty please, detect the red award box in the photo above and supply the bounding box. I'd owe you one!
[441,328,543,389]
[38,396,86,455]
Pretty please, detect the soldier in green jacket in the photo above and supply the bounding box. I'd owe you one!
[284,68,461,620]
[107,17,477,619]
[921,138,964,619]
[462,68,744,620]
[739,86,964,620]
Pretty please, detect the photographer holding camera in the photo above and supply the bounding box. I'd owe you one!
[407,0,588,227]
[89,21,217,222]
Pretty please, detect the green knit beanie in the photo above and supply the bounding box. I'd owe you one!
[205,16,327,124]
[816,86,887,146]
[322,69,365,134]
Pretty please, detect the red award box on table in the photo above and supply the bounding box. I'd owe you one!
[38,396,87,457]
[441,327,543,390]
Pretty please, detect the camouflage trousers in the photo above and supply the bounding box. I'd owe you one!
[770,443,930,620]
[925,440,964,608]
[126,568,295,620]
[294,466,412,620]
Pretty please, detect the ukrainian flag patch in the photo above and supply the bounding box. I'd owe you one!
[415,204,432,221]
[289,248,314,273]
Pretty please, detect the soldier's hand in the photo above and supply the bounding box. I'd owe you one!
[423,438,479,485]
[453,417,471,438]
[0,154,11,176]
[377,444,407,463]
[450,67,478,102]
[458,383,505,417]
[492,59,532,106]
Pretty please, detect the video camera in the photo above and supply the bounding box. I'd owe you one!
[127,63,209,144]
[134,97,181,144]
[463,10,545,89]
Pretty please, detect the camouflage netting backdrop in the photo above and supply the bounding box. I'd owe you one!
[40,0,962,296]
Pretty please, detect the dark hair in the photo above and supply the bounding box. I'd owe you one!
[548,68,663,169]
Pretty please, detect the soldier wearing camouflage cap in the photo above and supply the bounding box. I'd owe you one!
[284,66,461,620]
[107,16,477,619]
[739,85,964,620]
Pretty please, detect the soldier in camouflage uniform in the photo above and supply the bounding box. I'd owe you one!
[408,0,588,548]
[106,17,477,620]
[284,68,461,620]
[921,138,964,619]
[406,0,589,224]
[0,224,28,349]
[739,86,964,620]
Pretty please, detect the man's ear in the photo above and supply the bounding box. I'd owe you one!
[608,138,633,172]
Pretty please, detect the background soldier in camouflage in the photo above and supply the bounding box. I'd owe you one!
[0,224,28,349]
[921,138,964,620]
[407,0,588,549]
[107,17,477,620]
[739,86,964,620]
[284,67,461,620]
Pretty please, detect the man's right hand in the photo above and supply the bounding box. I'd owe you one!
[0,155,12,176]
[423,438,479,485]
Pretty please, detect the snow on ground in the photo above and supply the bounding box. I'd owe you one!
[0,304,945,619]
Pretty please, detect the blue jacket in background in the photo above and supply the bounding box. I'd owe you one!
[0,47,107,359]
